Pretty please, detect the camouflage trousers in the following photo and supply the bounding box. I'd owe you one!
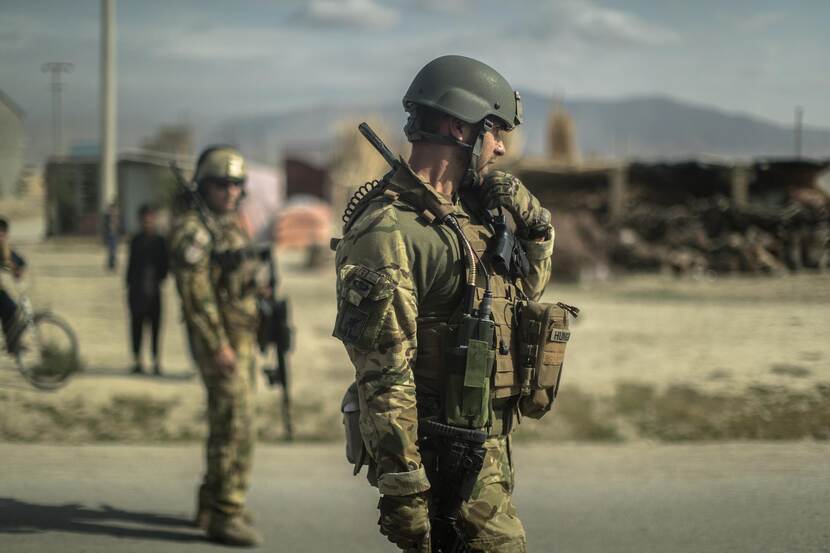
[196,333,256,516]
[423,434,526,553]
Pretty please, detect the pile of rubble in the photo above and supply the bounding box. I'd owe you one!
[609,193,829,276]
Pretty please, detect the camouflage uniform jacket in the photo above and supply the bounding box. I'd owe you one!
[170,209,259,358]
[334,161,553,496]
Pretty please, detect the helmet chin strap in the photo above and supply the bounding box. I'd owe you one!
[463,118,493,189]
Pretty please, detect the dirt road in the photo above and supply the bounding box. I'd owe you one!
[1,442,829,553]
[3,235,829,443]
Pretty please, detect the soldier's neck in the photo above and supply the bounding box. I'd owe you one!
[408,148,466,199]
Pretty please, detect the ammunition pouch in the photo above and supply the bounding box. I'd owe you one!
[516,300,577,419]
[341,382,367,475]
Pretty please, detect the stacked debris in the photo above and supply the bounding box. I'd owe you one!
[515,157,830,280]
[610,192,830,276]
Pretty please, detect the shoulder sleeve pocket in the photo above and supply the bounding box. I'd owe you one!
[333,264,397,350]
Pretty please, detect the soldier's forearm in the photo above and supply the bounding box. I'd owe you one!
[355,365,429,495]
[177,273,229,354]
[189,313,230,354]
[520,235,554,300]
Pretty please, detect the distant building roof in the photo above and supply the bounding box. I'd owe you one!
[0,89,25,120]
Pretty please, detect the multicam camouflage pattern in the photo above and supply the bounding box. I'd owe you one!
[378,492,431,551]
[196,331,256,515]
[170,211,259,356]
[334,161,552,548]
[458,436,526,553]
[170,208,259,516]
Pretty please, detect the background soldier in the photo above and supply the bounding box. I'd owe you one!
[169,146,262,546]
[333,56,554,552]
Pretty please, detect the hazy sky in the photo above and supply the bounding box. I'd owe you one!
[2,0,829,162]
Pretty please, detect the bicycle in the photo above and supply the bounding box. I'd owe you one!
[2,269,80,390]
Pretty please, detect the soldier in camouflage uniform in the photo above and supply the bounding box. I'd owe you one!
[170,146,262,547]
[333,56,554,552]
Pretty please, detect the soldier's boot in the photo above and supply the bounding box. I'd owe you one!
[195,505,255,530]
[195,508,210,531]
[207,512,263,547]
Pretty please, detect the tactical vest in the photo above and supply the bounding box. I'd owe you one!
[209,214,260,332]
[412,215,523,401]
[375,186,524,404]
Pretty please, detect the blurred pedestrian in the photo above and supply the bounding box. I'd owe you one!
[103,202,120,271]
[125,204,168,375]
[0,218,27,352]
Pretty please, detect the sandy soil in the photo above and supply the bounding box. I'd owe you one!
[1,207,828,443]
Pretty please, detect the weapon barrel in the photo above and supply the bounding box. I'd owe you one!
[359,122,399,170]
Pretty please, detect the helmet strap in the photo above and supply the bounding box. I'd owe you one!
[405,108,472,149]
[463,118,493,188]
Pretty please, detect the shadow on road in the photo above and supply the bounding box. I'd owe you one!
[0,497,204,542]
[77,368,197,381]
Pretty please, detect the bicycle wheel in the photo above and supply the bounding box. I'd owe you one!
[16,312,81,391]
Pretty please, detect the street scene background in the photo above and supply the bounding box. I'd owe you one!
[2,1,830,552]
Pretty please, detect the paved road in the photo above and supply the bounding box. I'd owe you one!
[1,442,828,552]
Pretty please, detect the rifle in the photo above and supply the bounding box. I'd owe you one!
[256,249,294,441]
[419,420,487,553]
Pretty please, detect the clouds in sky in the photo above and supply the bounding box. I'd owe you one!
[1,0,828,162]
[297,0,400,29]
[527,0,681,47]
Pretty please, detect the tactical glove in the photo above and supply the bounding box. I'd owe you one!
[481,171,552,240]
[378,492,431,552]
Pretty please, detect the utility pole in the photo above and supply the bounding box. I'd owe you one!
[100,0,117,214]
[41,62,73,157]
[794,106,803,158]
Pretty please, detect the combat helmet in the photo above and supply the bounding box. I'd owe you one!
[193,145,247,191]
[403,55,522,185]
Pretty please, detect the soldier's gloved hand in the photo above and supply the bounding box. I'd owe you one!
[480,171,552,240]
[378,492,430,551]
[214,345,237,376]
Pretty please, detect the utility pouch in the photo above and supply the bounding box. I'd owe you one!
[333,265,396,350]
[341,382,367,475]
[445,314,496,429]
[516,300,577,419]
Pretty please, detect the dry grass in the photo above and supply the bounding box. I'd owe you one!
[1,236,828,443]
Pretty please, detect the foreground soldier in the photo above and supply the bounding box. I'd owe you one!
[334,56,560,552]
[170,146,262,546]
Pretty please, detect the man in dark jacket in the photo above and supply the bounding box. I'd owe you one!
[126,204,169,375]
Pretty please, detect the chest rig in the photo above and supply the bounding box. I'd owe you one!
[379,180,526,432]
[208,214,260,329]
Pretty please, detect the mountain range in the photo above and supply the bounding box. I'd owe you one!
[209,93,830,165]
